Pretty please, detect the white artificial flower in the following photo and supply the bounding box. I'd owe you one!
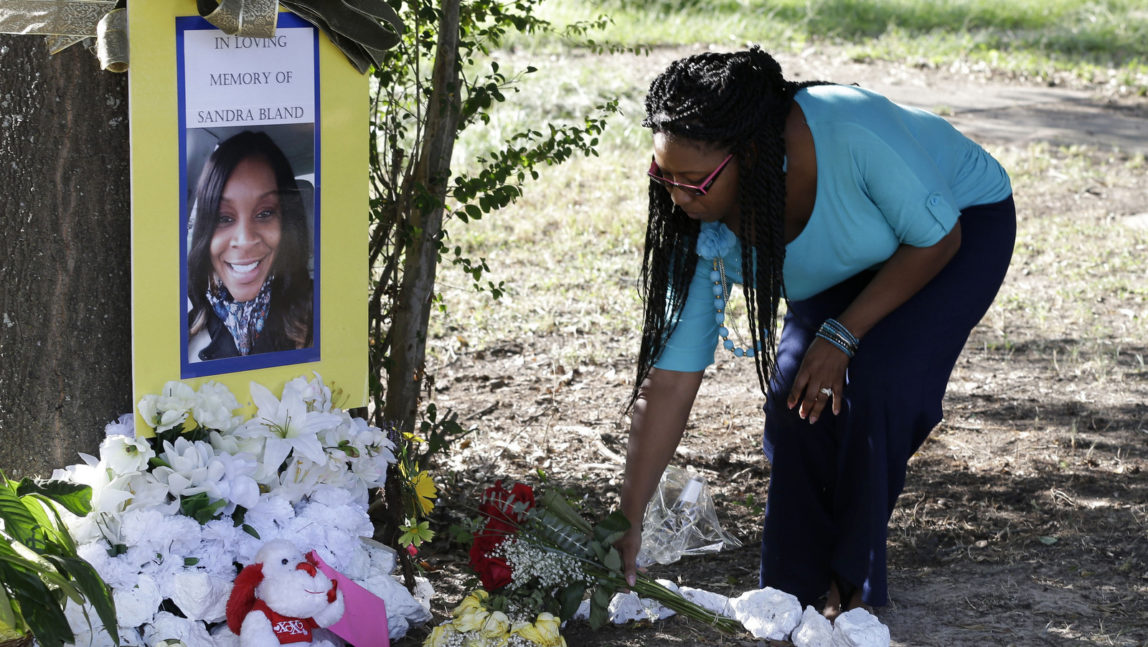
[138,381,197,433]
[193,381,243,433]
[237,382,343,473]
[283,371,333,413]
[152,437,218,498]
[271,456,324,504]
[104,412,136,439]
[153,438,259,512]
[61,462,133,516]
[143,611,215,647]
[113,573,162,627]
[202,450,260,511]
[65,598,138,647]
[241,492,294,542]
[99,435,155,476]
[117,471,174,513]
[208,430,264,461]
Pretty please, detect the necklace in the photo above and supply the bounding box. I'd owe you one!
[711,256,755,358]
[696,221,755,359]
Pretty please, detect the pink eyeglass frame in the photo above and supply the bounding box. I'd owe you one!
[647,153,734,197]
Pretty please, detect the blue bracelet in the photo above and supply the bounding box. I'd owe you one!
[815,330,855,358]
[822,318,859,347]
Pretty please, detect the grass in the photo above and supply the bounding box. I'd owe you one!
[521,0,1148,95]
[428,0,1148,380]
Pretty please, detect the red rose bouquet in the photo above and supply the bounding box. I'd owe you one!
[465,480,744,634]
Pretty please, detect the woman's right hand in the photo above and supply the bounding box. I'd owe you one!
[618,519,644,588]
[618,368,703,587]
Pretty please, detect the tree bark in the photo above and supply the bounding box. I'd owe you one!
[381,0,461,435]
[0,36,131,479]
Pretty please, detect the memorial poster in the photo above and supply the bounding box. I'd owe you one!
[130,2,367,428]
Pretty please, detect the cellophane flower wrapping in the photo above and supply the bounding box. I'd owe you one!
[51,374,420,646]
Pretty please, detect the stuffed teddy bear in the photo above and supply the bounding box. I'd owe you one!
[226,539,346,646]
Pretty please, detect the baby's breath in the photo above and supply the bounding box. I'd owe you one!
[495,537,592,592]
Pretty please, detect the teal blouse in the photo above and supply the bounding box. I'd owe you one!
[653,84,1012,372]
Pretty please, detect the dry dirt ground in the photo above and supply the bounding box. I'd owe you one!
[394,46,1148,647]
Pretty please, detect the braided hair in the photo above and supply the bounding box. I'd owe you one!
[629,46,827,409]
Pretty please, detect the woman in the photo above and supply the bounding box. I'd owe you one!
[187,130,313,362]
[618,47,1014,618]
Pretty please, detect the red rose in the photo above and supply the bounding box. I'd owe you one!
[479,481,535,534]
[468,481,536,591]
[469,533,513,590]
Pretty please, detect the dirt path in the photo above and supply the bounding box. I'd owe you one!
[400,46,1148,647]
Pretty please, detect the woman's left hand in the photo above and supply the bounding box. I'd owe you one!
[787,336,850,424]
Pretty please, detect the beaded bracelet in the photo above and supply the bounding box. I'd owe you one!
[816,318,859,358]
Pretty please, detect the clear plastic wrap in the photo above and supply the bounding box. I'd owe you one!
[636,465,742,567]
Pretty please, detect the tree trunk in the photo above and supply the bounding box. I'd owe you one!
[0,36,132,479]
[381,0,461,435]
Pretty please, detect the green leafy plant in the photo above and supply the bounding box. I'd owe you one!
[364,0,623,579]
[0,471,118,647]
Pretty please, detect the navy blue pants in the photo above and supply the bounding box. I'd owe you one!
[759,196,1016,607]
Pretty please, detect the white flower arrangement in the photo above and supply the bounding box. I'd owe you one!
[52,373,431,646]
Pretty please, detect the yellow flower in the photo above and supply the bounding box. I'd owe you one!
[454,606,490,633]
[401,462,438,515]
[479,610,511,641]
[453,590,489,616]
[412,470,438,514]
[512,613,564,647]
[423,624,457,647]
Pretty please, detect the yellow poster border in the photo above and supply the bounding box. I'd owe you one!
[129,1,367,432]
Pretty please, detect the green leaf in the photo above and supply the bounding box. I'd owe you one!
[0,557,73,646]
[602,547,622,573]
[15,480,92,517]
[539,490,592,534]
[23,495,75,555]
[44,555,118,645]
[0,487,41,548]
[558,582,586,622]
[178,493,227,525]
[592,511,631,547]
[242,524,261,539]
[588,584,615,630]
[0,583,17,631]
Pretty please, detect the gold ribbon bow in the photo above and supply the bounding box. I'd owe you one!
[199,0,403,73]
[0,0,404,74]
[0,0,127,71]
[196,0,278,38]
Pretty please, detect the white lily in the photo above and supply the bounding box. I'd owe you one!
[271,456,324,504]
[238,382,342,472]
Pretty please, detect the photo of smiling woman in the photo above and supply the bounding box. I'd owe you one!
[186,130,314,365]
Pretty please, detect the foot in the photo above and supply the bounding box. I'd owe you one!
[821,576,869,620]
[821,580,844,621]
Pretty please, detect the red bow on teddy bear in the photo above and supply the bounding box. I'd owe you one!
[226,539,346,646]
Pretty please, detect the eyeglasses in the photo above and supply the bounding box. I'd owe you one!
[647,153,733,197]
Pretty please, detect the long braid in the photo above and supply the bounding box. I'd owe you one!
[628,47,829,409]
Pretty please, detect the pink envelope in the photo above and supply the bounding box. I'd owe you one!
[308,551,390,647]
